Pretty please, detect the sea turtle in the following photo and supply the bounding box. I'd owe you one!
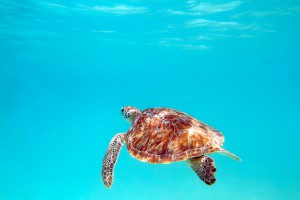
[102,106,241,188]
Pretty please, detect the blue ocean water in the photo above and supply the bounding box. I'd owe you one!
[1,0,300,199]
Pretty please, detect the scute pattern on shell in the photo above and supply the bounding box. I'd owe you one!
[126,108,224,163]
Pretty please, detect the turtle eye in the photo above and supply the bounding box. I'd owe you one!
[121,108,130,118]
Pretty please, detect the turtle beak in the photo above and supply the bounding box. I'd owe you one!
[121,107,129,119]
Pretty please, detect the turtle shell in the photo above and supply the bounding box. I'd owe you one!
[126,108,224,164]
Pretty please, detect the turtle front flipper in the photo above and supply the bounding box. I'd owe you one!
[102,133,125,188]
[187,155,217,185]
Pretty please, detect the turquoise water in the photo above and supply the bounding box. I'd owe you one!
[1,0,300,199]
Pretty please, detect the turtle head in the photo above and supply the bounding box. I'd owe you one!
[121,106,141,124]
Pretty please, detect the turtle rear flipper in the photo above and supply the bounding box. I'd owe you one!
[102,133,125,188]
[188,155,217,185]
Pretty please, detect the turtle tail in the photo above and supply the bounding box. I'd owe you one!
[218,148,242,161]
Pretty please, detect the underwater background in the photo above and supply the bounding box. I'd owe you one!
[1,0,300,200]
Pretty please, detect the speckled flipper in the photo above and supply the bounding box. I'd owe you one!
[102,133,125,188]
[188,155,217,185]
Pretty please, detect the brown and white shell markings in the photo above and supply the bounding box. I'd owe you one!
[102,106,241,188]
